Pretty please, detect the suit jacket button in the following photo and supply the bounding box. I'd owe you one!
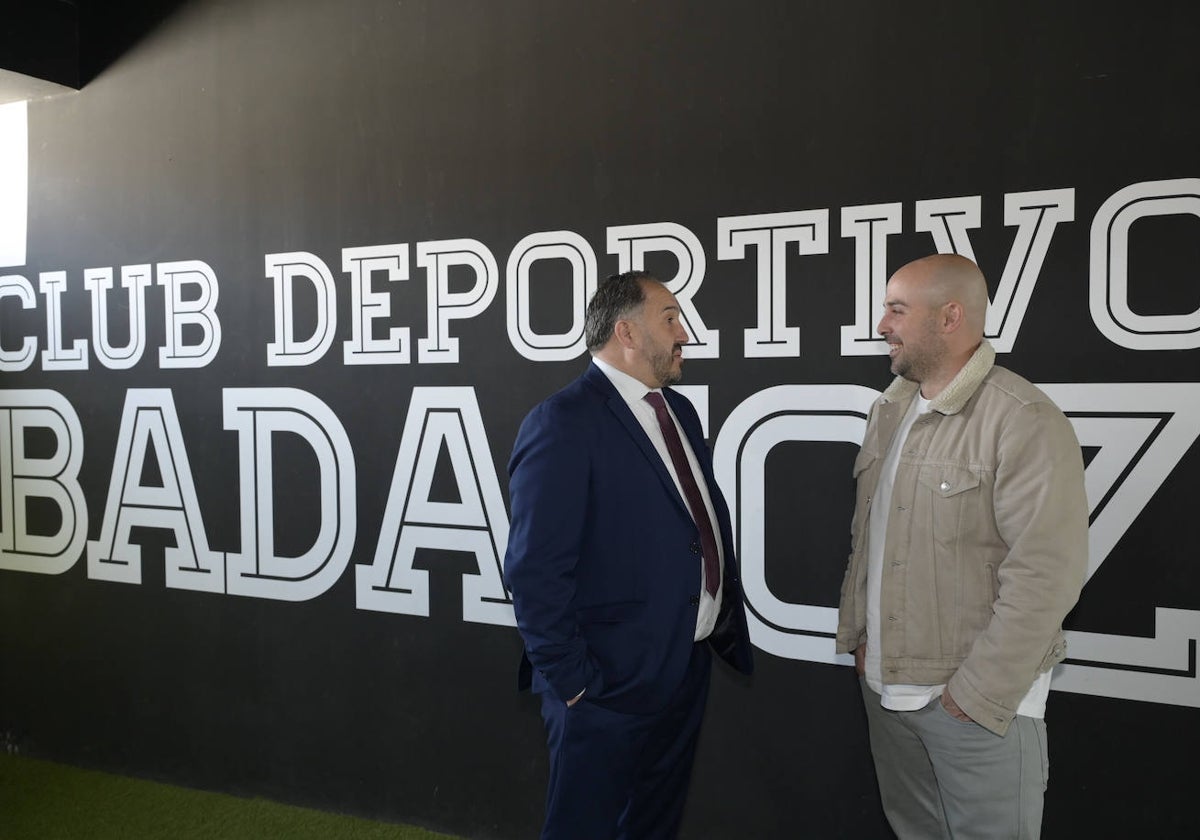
[689,595,700,606]
[689,542,700,554]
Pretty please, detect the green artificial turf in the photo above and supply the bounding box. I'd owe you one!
[0,753,462,840]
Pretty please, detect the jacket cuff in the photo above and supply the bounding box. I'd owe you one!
[549,654,603,704]
[947,671,1015,736]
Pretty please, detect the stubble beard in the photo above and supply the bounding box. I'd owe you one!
[891,348,919,381]
[890,321,946,385]
[652,345,684,388]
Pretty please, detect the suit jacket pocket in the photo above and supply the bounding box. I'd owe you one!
[577,600,649,703]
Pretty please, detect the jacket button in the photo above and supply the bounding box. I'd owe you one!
[689,542,700,554]
[689,595,700,606]
[940,481,951,492]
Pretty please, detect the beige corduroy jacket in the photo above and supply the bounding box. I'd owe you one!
[836,341,1088,736]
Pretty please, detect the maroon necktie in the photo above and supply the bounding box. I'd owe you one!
[643,391,720,597]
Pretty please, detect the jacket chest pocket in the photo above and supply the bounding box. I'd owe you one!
[916,465,981,546]
[917,465,980,499]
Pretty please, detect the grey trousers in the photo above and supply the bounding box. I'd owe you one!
[860,678,1049,840]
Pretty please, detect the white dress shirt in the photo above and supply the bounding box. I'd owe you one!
[592,357,723,641]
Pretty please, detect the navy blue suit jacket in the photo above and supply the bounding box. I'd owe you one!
[504,362,753,715]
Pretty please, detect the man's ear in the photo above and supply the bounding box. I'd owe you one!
[614,318,637,349]
[941,301,965,334]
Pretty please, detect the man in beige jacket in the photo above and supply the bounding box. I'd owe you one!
[837,254,1088,839]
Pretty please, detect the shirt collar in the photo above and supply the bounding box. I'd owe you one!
[592,356,659,407]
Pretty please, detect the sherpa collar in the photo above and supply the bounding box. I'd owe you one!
[879,339,996,415]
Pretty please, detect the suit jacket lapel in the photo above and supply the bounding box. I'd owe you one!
[582,364,693,521]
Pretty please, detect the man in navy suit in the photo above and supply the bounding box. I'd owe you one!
[504,270,754,840]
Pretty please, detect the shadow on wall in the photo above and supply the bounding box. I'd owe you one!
[79,0,193,85]
[0,0,192,91]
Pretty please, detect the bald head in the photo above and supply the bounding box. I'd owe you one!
[893,254,988,341]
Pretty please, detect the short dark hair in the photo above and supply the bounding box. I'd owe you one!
[584,270,661,352]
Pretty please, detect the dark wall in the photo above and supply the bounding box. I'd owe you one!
[1,2,1198,837]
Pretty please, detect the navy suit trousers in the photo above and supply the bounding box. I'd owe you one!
[538,642,713,840]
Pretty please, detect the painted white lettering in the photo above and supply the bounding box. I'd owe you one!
[223,388,356,601]
[266,252,335,367]
[0,273,37,371]
[84,265,152,370]
[607,222,718,358]
[839,203,902,356]
[158,260,221,368]
[417,238,498,364]
[87,389,223,590]
[342,243,410,365]
[0,390,86,575]
[356,387,513,625]
[505,231,596,362]
[39,271,87,370]
[712,384,877,662]
[717,210,830,358]
[1046,383,1200,707]
[1090,178,1200,350]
